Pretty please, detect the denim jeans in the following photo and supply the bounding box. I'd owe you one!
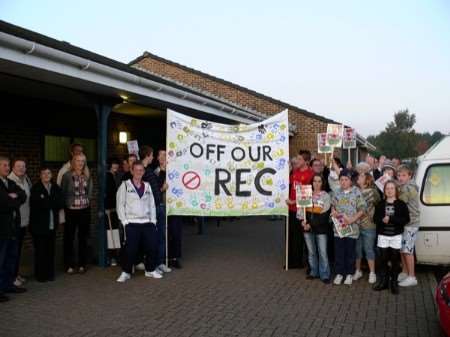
[334,237,357,276]
[304,232,330,280]
[356,228,376,261]
[0,238,18,292]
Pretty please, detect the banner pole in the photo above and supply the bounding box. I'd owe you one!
[165,110,169,269]
[285,214,289,271]
[347,148,351,166]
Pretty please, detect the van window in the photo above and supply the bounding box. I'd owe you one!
[421,164,450,205]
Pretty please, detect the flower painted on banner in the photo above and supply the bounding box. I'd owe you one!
[255,134,263,141]
[266,132,275,141]
[200,203,207,209]
[276,158,286,170]
[183,126,191,134]
[241,201,249,210]
[191,198,199,207]
[204,192,212,202]
[171,187,183,198]
[204,168,211,176]
[169,142,176,149]
[168,170,179,181]
[190,119,199,127]
[273,149,284,158]
[232,126,239,133]
[183,164,189,170]
[278,135,286,143]
[176,201,183,208]
[280,124,287,130]
[214,199,222,209]
[264,177,273,186]
[168,150,175,158]
[252,199,259,209]
[271,123,280,131]
[167,197,174,204]
[275,196,281,203]
[226,197,234,209]
[177,134,184,141]
[277,179,287,191]
[265,199,275,208]
[176,150,183,157]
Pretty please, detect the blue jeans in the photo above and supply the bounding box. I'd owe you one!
[356,228,376,261]
[304,232,330,280]
[0,238,18,292]
[156,204,166,265]
[334,237,357,276]
[122,223,158,274]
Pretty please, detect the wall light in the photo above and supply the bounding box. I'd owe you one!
[119,131,128,144]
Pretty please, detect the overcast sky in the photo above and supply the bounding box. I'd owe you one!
[1,0,449,137]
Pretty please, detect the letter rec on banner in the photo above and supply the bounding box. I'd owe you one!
[166,109,290,216]
[326,124,343,147]
[343,127,357,149]
[317,133,333,154]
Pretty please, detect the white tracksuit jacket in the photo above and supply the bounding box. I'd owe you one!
[116,180,157,226]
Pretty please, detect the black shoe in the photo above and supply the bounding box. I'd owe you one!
[373,277,389,291]
[0,293,10,302]
[390,278,399,295]
[170,259,182,269]
[6,286,27,294]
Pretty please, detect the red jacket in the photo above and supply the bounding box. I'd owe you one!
[288,167,314,212]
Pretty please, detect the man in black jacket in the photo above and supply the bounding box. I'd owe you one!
[0,156,27,302]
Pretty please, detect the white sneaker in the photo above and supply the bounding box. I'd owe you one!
[110,258,117,267]
[135,263,145,271]
[368,272,377,284]
[397,272,408,282]
[353,270,363,281]
[14,278,23,287]
[157,264,172,273]
[398,276,418,287]
[145,271,163,279]
[116,272,131,283]
[333,274,343,285]
[344,275,353,286]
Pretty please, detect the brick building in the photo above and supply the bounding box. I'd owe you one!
[130,52,375,161]
[0,20,374,268]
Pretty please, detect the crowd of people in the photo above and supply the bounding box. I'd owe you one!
[0,142,420,303]
[0,143,183,302]
[286,150,420,295]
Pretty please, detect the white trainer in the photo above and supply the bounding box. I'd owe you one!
[135,263,145,271]
[368,272,377,284]
[344,275,353,286]
[157,264,172,273]
[397,272,408,282]
[353,270,363,281]
[399,276,418,287]
[145,271,163,279]
[116,272,131,283]
[333,274,343,285]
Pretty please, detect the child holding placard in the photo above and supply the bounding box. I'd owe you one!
[331,169,366,286]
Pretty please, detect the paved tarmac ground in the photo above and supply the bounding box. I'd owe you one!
[1,217,443,337]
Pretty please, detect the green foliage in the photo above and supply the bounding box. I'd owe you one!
[368,109,444,159]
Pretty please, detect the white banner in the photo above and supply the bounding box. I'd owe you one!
[343,127,357,149]
[166,109,290,216]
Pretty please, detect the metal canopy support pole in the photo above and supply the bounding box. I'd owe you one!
[95,102,111,268]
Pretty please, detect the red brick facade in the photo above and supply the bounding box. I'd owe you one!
[131,53,338,159]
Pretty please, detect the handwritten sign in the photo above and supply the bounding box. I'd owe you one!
[326,124,344,147]
[317,133,333,154]
[343,127,357,149]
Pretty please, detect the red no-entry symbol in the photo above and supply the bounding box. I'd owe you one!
[182,171,201,190]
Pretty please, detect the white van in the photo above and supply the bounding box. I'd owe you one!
[415,135,450,266]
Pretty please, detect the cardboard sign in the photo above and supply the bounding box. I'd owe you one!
[343,127,357,149]
[295,184,313,208]
[166,109,290,217]
[375,174,392,192]
[332,215,354,238]
[127,140,140,159]
[317,133,333,154]
[326,124,344,147]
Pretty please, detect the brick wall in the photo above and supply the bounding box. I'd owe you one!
[133,55,333,159]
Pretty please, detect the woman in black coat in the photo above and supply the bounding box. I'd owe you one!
[30,167,64,282]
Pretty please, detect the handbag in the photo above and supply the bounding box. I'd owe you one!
[106,209,121,250]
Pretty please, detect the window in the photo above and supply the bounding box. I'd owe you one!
[44,135,71,162]
[421,164,450,205]
[44,135,97,162]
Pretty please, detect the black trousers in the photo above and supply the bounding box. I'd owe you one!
[168,216,182,259]
[377,247,401,279]
[64,208,90,269]
[14,227,26,278]
[32,232,56,282]
[288,211,305,269]
[122,223,158,274]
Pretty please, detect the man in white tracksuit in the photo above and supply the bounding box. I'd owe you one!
[116,161,161,282]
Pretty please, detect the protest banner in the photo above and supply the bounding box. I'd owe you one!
[317,133,333,154]
[166,109,290,217]
[375,174,392,192]
[326,124,343,147]
[295,184,313,208]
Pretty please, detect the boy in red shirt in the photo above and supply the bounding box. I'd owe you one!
[286,150,314,269]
